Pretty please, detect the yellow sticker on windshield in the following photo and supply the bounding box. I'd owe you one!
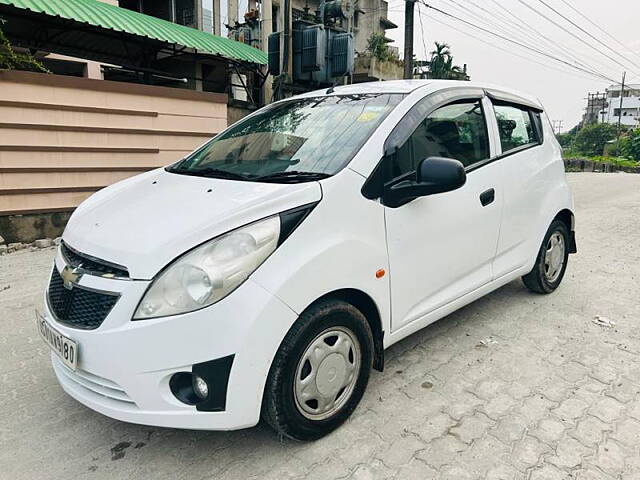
[357,111,381,122]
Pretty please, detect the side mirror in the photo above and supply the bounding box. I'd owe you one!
[383,156,466,208]
[416,156,466,194]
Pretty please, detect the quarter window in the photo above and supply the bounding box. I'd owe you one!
[390,100,489,178]
[493,104,540,153]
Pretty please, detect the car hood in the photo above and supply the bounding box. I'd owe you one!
[63,169,322,279]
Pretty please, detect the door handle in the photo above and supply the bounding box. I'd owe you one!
[479,188,495,206]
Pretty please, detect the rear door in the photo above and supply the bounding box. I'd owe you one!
[383,92,503,332]
[486,99,547,278]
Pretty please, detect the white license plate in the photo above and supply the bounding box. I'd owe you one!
[35,311,78,371]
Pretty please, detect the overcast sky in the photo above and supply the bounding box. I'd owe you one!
[385,0,640,131]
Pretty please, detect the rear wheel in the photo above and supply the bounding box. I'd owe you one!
[522,220,570,294]
[262,299,373,440]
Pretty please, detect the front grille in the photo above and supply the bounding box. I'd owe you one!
[48,267,119,330]
[61,242,129,278]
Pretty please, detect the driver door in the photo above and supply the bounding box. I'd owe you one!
[384,94,503,332]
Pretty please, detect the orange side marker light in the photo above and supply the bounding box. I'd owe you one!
[375,269,385,279]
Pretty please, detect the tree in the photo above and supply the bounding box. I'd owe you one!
[366,33,394,63]
[620,128,640,161]
[427,42,467,80]
[0,18,48,72]
[428,42,452,79]
[572,123,617,157]
[556,132,575,148]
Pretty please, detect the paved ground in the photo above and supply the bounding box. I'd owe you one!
[2,173,640,480]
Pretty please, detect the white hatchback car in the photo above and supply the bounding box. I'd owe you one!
[38,80,576,440]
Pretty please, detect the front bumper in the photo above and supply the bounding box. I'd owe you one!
[44,249,298,430]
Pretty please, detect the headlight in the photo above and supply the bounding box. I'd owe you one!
[134,216,280,319]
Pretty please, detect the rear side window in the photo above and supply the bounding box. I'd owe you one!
[493,104,541,153]
[390,99,489,178]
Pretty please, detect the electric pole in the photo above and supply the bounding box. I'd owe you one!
[261,0,272,103]
[552,120,563,135]
[403,0,416,79]
[616,71,626,155]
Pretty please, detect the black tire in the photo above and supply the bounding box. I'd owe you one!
[262,299,373,441]
[522,220,570,294]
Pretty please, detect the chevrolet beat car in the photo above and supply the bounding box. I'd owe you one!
[37,80,576,440]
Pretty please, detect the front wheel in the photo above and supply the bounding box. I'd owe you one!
[522,220,570,294]
[262,299,373,440]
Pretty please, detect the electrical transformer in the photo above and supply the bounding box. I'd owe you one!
[268,20,354,86]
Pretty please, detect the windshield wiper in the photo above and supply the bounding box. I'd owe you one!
[167,166,251,181]
[253,171,331,183]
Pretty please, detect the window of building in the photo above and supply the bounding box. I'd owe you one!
[389,100,489,178]
[493,103,539,153]
[272,6,278,32]
[614,108,621,117]
[119,0,142,12]
[176,0,196,27]
[610,90,620,98]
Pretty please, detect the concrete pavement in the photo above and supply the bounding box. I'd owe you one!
[1,172,640,479]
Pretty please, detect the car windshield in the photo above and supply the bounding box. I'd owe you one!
[168,94,404,182]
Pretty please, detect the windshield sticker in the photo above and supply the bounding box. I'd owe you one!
[357,111,382,122]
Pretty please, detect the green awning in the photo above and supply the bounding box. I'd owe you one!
[0,0,267,65]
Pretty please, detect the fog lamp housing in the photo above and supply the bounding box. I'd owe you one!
[168,355,235,411]
[169,372,207,405]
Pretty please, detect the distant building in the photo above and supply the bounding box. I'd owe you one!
[581,92,607,126]
[604,84,640,127]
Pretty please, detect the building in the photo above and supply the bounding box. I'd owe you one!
[581,92,607,126]
[118,0,219,34]
[0,0,266,241]
[229,0,402,92]
[603,84,640,127]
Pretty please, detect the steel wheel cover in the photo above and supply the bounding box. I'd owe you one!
[544,231,565,282]
[293,326,361,421]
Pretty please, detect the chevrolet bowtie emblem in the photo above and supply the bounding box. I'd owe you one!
[61,264,83,290]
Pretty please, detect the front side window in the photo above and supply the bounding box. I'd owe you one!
[389,99,489,178]
[168,94,403,182]
[493,104,540,154]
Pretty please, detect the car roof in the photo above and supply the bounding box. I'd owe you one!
[297,79,544,111]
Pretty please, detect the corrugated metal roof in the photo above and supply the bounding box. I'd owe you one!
[0,0,267,65]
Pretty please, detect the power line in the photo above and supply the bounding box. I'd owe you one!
[420,8,607,84]
[515,0,640,77]
[416,1,428,62]
[475,0,616,77]
[419,1,620,84]
[534,0,640,72]
[438,0,614,82]
[552,120,564,134]
[557,0,640,64]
